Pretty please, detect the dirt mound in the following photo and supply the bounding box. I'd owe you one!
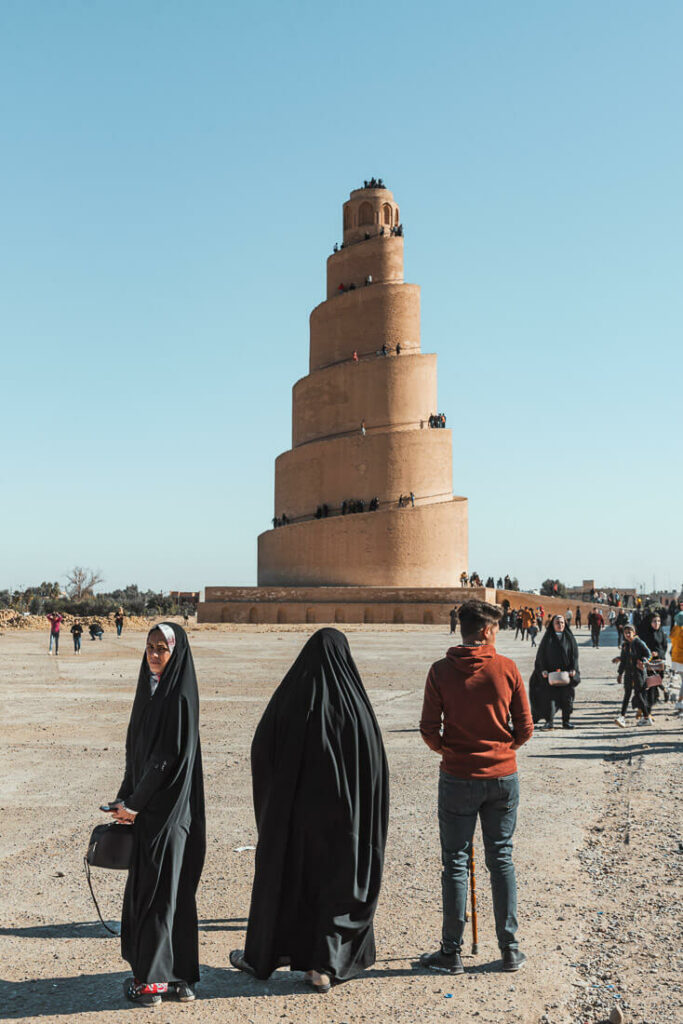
[0,611,190,632]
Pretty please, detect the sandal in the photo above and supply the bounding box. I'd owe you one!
[229,949,257,976]
[304,969,331,993]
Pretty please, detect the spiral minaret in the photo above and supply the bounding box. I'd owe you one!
[257,182,468,588]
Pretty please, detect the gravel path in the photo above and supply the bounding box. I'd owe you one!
[0,625,680,1024]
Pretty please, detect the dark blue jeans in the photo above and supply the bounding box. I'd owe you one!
[438,770,520,953]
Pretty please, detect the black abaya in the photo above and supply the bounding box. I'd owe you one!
[116,623,206,984]
[533,625,581,724]
[243,628,389,982]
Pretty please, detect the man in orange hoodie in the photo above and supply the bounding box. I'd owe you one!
[418,599,533,975]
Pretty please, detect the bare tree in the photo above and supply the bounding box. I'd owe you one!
[66,567,105,600]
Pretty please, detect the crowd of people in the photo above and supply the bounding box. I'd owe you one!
[274,490,423,527]
[331,221,404,254]
[100,601,538,1005]
[46,614,118,653]
[588,588,627,606]
[79,592,682,1007]
[428,412,447,428]
[458,573,518,590]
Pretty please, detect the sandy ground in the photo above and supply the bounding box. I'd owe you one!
[0,625,681,1024]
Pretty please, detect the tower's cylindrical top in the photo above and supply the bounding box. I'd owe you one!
[343,180,400,245]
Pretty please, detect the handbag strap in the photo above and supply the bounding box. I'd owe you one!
[83,857,120,937]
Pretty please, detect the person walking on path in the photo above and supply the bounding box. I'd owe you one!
[449,606,459,635]
[532,615,581,730]
[613,624,653,727]
[637,612,667,705]
[521,607,535,641]
[513,610,523,640]
[587,608,605,648]
[528,621,539,648]
[104,623,206,1006]
[574,606,581,630]
[418,599,533,975]
[115,608,125,637]
[615,609,628,647]
[46,612,63,655]
[70,621,83,653]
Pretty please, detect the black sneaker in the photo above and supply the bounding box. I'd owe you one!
[174,982,195,1002]
[502,949,526,972]
[562,722,574,729]
[419,947,464,974]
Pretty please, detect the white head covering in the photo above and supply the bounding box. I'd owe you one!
[148,623,176,694]
[155,623,176,653]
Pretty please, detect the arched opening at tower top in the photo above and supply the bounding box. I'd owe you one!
[358,202,373,226]
[382,203,392,224]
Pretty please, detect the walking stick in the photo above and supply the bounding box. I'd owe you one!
[469,842,479,954]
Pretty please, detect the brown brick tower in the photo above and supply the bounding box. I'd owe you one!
[257,181,468,587]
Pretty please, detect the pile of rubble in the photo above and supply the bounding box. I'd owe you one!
[0,610,179,632]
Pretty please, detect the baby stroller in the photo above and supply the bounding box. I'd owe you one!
[644,658,667,704]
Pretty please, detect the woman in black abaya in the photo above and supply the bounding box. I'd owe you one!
[533,614,581,730]
[103,623,206,1006]
[230,628,389,993]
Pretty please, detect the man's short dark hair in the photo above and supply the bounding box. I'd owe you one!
[458,599,502,640]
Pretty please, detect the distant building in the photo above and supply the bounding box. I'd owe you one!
[170,591,200,608]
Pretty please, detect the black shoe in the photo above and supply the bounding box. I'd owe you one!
[173,982,195,1002]
[562,722,574,729]
[502,949,526,972]
[420,947,465,974]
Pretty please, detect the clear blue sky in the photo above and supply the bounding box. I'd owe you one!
[2,1,681,595]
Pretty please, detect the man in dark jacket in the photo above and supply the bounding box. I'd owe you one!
[418,599,533,976]
[587,608,605,648]
[615,609,628,646]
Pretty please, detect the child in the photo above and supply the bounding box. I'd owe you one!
[528,622,539,647]
[613,625,652,727]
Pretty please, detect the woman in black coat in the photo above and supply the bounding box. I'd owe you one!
[637,611,667,704]
[230,628,389,993]
[104,623,206,1006]
[532,615,581,729]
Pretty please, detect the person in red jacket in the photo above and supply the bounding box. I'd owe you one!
[418,599,532,976]
[587,608,605,648]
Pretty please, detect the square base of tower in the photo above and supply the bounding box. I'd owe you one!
[198,585,497,626]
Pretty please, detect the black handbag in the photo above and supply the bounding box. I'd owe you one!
[86,822,133,869]
[84,822,134,935]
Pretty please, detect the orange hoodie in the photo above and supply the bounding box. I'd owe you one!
[420,645,533,778]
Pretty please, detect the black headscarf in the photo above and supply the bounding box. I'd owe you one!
[534,618,581,681]
[116,623,206,985]
[243,628,389,982]
[637,617,666,659]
